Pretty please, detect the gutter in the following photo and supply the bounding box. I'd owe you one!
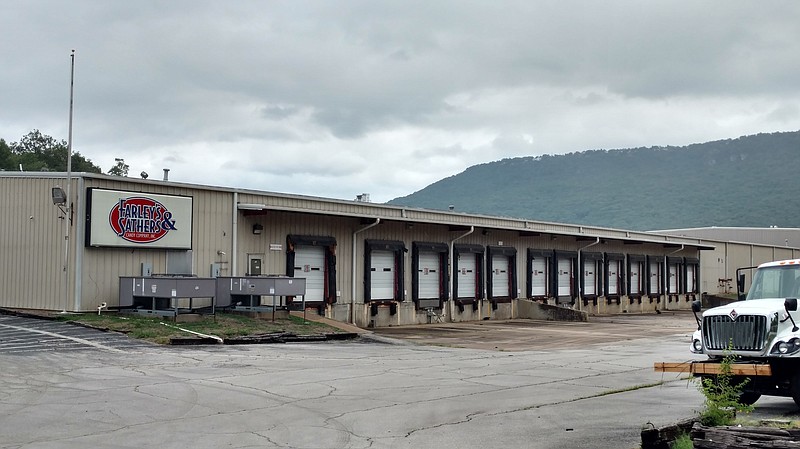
[664,244,685,305]
[352,218,381,325]
[232,192,239,275]
[576,237,601,311]
[449,226,474,321]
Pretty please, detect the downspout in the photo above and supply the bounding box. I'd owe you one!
[664,244,685,307]
[449,226,474,322]
[576,237,601,312]
[232,192,238,275]
[352,218,381,325]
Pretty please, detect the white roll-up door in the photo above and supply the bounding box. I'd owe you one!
[668,264,679,293]
[583,259,596,296]
[608,260,620,295]
[531,258,547,296]
[491,255,510,298]
[294,246,325,301]
[687,265,696,292]
[630,262,641,295]
[557,259,572,296]
[649,262,661,293]
[457,254,477,298]
[371,250,395,300]
[418,252,441,299]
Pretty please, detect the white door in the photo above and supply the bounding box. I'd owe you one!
[687,265,696,293]
[608,260,620,295]
[557,259,573,296]
[458,254,477,298]
[418,252,441,299]
[294,246,325,301]
[583,259,596,296]
[630,262,641,295]
[371,250,395,300]
[531,258,548,296]
[649,262,661,294]
[668,264,679,293]
[491,255,510,297]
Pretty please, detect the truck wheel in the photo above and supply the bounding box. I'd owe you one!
[739,392,761,406]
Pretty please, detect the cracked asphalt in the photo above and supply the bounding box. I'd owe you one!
[0,311,794,449]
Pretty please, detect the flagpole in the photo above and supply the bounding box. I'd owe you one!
[62,49,75,313]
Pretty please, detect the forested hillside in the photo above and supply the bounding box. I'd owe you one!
[388,131,800,231]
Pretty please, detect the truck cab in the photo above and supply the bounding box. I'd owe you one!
[690,259,800,405]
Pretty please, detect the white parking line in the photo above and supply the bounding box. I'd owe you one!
[0,322,125,353]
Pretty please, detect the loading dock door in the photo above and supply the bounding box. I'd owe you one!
[531,258,547,297]
[370,250,396,300]
[630,263,641,295]
[668,264,679,294]
[458,254,477,298]
[649,262,662,294]
[687,264,697,293]
[608,260,621,296]
[418,252,441,299]
[294,246,325,302]
[491,255,511,297]
[583,259,597,296]
[557,259,573,297]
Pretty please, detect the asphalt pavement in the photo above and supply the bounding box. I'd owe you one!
[0,311,797,449]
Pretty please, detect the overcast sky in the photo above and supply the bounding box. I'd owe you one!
[3,1,799,203]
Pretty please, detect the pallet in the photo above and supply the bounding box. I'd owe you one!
[654,361,772,376]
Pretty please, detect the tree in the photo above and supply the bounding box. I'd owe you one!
[1,130,101,173]
[108,158,129,177]
[0,139,12,170]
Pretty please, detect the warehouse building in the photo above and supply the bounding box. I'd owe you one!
[650,227,800,297]
[2,171,795,327]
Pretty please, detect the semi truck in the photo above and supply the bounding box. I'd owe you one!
[656,259,800,406]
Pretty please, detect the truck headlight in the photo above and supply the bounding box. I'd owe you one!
[691,339,703,353]
[770,338,800,355]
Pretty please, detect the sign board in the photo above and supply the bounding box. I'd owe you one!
[86,188,193,249]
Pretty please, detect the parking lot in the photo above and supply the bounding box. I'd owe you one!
[0,311,797,449]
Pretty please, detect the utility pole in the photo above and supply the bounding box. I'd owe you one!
[62,49,75,313]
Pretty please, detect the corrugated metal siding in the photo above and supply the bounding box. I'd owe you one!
[0,174,763,316]
[78,180,233,310]
[700,246,727,294]
[0,177,68,310]
[653,227,800,248]
[752,246,774,266]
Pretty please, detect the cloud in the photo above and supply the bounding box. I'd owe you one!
[2,1,800,204]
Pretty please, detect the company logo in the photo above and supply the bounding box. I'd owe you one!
[729,309,738,321]
[108,197,177,244]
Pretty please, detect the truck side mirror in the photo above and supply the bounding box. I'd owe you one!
[737,273,746,301]
[784,298,799,332]
[691,300,702,330]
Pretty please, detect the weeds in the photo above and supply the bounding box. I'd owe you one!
[697,349,754,426]
[670,432,693,449]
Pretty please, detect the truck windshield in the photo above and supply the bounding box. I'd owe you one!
[747,265,800,300]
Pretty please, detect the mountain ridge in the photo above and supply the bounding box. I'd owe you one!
[388,130,800,231]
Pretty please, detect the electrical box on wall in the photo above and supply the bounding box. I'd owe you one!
[210,263,222,278]
[141,262,153,277]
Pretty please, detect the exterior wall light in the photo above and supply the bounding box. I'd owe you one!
[252,223,264,235]
[51,187,67,205]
